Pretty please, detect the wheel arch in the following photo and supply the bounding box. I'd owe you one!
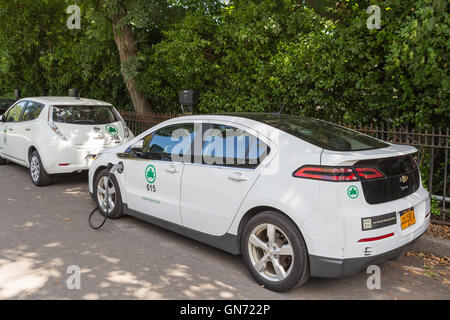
[27,145,38,166]
[236,206,309,255]
[92,165,108,200]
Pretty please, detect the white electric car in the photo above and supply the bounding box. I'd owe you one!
[88,113,430,291]
[0,97,133,186]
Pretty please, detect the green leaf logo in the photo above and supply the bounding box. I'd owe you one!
[145,165,156,184]
[347,185,359,199]
[105,124,118,136]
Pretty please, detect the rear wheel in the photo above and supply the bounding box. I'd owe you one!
[241,211,310,292]
[29,151,52,186]
[94,169,123,219]
[0,156,7,165]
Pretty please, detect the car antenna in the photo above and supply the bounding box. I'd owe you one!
[271,101,286,117]
[76,89,81,100]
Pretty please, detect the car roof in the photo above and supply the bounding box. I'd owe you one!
[169,112,312,128]
[17,96,113,106]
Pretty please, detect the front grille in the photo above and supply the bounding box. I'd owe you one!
[355,154,420,204]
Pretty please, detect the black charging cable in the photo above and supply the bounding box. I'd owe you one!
[89,162,123,230]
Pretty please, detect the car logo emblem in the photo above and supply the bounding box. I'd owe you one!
[105,124,118,136]
[400,175,409,183]
[145,165,156,184]
[347,185,359,199]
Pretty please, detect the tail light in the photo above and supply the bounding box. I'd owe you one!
[47,107,68,141]
[293,166,358,182]
[294,165,386,182]
[355,167,384,180]
[124,125,131,138]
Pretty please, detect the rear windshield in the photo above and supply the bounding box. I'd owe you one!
[235,114,389,151]
[52,105,119,125]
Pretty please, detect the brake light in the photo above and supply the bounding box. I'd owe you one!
[293,166,358,182]
[355,167,384,180]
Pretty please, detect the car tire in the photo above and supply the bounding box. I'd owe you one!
[29,151,52,186]
[94,169,124,219]
[241,211,310,292]
[0,156,7,165]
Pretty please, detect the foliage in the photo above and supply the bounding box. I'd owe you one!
[0,0,448,127]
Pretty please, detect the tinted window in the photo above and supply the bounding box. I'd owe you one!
[202,124,269,168]
[230,113,389,151]
[22,101,44,121]
[128,124,195,162]
[52,105,118,125]
[6,101,26,122]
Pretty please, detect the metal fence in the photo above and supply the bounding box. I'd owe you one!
[120,111,174,135]
[121,112,449,225]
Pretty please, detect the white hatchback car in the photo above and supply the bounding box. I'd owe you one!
[88,113,430,291]
[0,97,133,186]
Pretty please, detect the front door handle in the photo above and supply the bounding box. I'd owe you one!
[25,128,31,132]
[228,174,248,182]
[165,166,178,173]
[8,128,13,131]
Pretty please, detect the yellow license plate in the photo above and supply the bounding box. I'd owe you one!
[400,208,416,230]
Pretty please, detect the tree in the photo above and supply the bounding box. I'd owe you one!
[102,0,154,113]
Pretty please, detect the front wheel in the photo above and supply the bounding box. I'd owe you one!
[241,211,310,292]
[29,151,52,186]
[94,169,123,219]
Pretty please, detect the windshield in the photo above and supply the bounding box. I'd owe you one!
[233,113,389,151]
[52,105,119,125]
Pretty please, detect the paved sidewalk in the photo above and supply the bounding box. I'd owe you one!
[0,164,448,300]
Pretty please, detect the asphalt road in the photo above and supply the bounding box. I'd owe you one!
[0,163,448,300]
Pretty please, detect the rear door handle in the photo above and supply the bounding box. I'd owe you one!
[25,128,31,131]
[228,174,248,182]
[8,128,13,131]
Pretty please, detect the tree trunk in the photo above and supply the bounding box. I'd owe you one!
[111,12,153,114]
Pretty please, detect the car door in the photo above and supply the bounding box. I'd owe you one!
[122,123,196,225]
[180,122,273,236]
[0,101,27,161]
[18,101,45,162]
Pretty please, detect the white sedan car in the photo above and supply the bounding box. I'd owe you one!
[89,113,430,291]
[0,97,133,186]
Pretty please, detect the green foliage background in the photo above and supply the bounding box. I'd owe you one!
[0,0,448,128]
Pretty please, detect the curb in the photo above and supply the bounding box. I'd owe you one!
[412,234,450,258]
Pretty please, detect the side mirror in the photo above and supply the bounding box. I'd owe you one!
[117,152,130,159]
[0,115,6,122]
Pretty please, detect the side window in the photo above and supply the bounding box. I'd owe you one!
[127,123,195,162]
[202,124,270,169]
[6,101,26,123]
[22,101,44,122]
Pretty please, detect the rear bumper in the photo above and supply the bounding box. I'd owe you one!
[309,228,427,278]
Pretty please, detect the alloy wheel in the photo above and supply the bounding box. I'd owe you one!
[247,223,294,282]
[30,155,40,182]
[97,176,116,213]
